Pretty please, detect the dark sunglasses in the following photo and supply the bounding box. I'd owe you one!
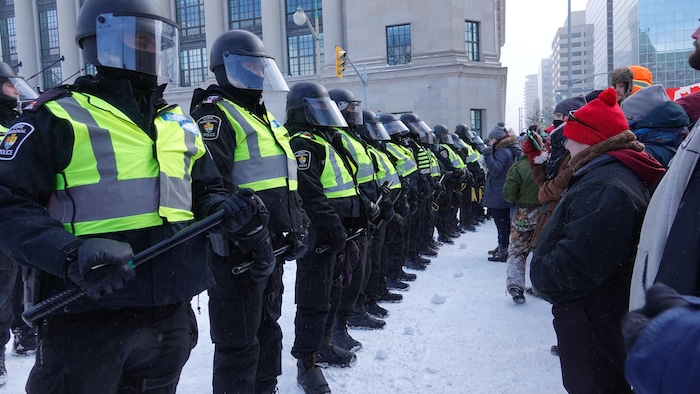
[567,110,599,133]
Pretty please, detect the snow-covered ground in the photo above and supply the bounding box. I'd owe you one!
[4,221,565,393]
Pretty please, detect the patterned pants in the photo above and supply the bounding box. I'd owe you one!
[506,206,541,290]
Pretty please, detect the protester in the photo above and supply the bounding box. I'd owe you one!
[530,88,665,393]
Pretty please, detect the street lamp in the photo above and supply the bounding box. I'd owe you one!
[293,6,321,80]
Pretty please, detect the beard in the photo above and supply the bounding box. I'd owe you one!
[689,42,700,70]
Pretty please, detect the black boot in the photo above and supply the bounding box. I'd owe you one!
[487,245,508,262]
[364,300,389,318]
[386,277,410,291]
[347,310,386,329]
[12,326,37,357]
[316,340,357,368]
[297,354,331,394]
[508,287,526,304]
[437,234,454,244]
[399,269,417,282]
[0,347,6,387]
[330,316,362,352]
[404,258,427,271]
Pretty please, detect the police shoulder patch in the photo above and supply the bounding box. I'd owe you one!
[202,95,222,105]
[295,150,311,170]
[197,115,222,140]
[0,122,35,160]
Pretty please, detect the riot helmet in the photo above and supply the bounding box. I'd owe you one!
[210,30,288,92]
[378,113,410,137]
[400,113,432,141]
[285,81,347,128]
[358,110,390,142]
[432,124,451,145]
[328,88,363,129]
[454,124,470,140]
[76,0,179,85]
[0,61,37,109]
[471,135,487,152]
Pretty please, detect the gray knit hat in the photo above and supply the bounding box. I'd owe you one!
[487,121,507,140]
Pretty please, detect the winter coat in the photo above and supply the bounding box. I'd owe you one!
[482,136,521,209]
[630,121,700,309]
[502,156,540,206]
[528,153,573,249]
[626,296,700,393]
[631,100,690,168]
[531,131,665,305]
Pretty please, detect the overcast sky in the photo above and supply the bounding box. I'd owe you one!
[501,0,588,132]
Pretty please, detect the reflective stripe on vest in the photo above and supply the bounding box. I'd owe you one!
[0,124,7,136]
[367,145,401,190]
[293,132,358,199]
[338,129,375,185]
[428,151,441,178]
[415,146,431,175]
[217,99,298,191]
[464,144,479,163]
[45,93,204,235]
[385,142,417,176]
[441,144,466,169]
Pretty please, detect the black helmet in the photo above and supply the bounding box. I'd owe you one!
[210,30,288,91]
[358,110,390,142]
[400,113,431,137]
[328,88,363,128]
[454,124,469,139]
[378,113,410,137]
[285,81,347,128]
[76,0,179,84]
[433,124,451,144]
[0,61,37,108]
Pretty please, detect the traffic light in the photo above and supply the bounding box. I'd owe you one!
[335,45,346,78]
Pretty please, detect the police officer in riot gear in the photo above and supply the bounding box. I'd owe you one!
[286,81,362,394]
[433,124,468,243]
[0,1,266,392]
[190,30,309,394]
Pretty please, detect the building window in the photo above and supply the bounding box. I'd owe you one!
[180,47,207,87]
[177,0,205,37]
[176,0,207,87]
[38,0,61,89]
[470,109,483,138]
[286,0,324,76]
[42,65,62,90]
[229,0,262,37]
[0,13,16,64]
[38,8,59,57]
[386,24,410,65]
[465,21,480,61]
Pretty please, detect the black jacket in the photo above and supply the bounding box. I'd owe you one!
[0,75,227,313]
[190,85,309,249]
[531,134,663,304]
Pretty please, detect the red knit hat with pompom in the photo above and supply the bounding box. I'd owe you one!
[563,87,630,146]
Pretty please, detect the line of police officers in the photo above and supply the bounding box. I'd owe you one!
[0,1,489,393]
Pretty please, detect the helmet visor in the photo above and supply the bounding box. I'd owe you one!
[336,100,363,126]
[407,120,431,135]
[5,77,38,103]
[96,14,179,84]
[419,130,434,145]
[451,134,467,149]
[365,122,390,141]
[302,97,348,127]
[223,53,289,91]
[383,120,410,136]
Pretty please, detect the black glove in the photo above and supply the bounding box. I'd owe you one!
[621,283,690,352]
[234,227,275,283]
[379,182,391,196]
[397,198,410,217]
[282,225,309,261]
[217,188,263,235]
[379,199,395,221]
[318,226,347,254]
[366,202,381,221]
[66,238,136,300]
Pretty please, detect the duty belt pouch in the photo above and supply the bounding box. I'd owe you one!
[22,267,43,327]
[209,233,230,257]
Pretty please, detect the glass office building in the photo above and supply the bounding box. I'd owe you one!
[638,0,700,89]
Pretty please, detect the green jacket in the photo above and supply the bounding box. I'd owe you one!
[502,156,541,206]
